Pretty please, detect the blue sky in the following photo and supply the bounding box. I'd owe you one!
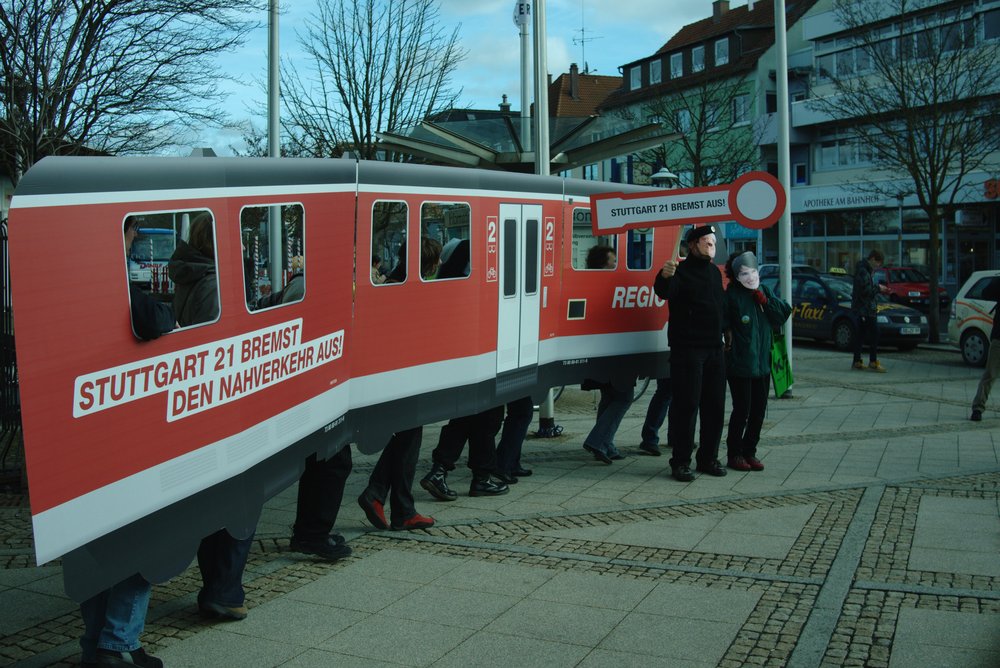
[199,1,740,154]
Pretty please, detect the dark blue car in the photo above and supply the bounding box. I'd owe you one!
[762,273,929,351]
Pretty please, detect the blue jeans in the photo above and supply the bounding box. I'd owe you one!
[198,529,254,608]
[640,378,672,447]
[584,383,633,457]
[79,573,151,660]
[495,396,533,473]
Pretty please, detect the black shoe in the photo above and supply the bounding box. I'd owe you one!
[609,452,626,461]
[671,465,694,482]
[583,444,613,464]
[695,460,727,477]
[971,409,983,422]
[469,475,509,497]
[198,599,248,621]
[512,467,533,477]
[290,535,352,561]
[95,647,162,668]
[638,442,661,456]
[494,471,518,485]
[420,464,458,501]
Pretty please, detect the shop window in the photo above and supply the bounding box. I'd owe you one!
[571,207,616,270]
[242,203,305,310]
[826,211,862,236]
[372,201,408,284]
[421,202,471,280]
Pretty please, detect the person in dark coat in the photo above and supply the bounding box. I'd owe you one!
[851,249,889,372]
[169,214,256,621]
[723,251,791,471]
[653,225,728,482]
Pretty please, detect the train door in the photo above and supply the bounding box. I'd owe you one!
[496,203,542,374]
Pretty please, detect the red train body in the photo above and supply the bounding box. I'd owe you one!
[9,156,680,600]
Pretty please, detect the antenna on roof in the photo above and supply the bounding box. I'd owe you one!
[572,0,602,73]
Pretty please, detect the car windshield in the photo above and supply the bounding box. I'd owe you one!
[891,267,928,282]
[824,277,853,301]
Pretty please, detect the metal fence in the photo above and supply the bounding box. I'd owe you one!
[0,218,22,488]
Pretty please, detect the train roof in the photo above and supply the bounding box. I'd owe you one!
[14,156,656,201]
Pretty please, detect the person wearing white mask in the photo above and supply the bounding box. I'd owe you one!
[722,251,791,472]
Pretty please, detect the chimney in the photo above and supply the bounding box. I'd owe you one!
[569,63,580,100]
[713,0,730,21]
[747,0,756,10]
[499,94,511,115]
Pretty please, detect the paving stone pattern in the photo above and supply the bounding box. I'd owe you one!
[1,344,998,667]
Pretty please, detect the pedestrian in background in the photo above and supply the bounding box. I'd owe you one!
[970,276,1000,421]
[851,249,890,372]
[654,225,728,482]
[723,252,791,472]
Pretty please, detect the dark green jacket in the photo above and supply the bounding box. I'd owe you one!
[724,283,792,378]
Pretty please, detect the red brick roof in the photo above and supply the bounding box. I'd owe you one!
[600,0,818,111]
[548,69,622,117]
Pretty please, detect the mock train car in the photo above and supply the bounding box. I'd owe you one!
[9,156,679,600]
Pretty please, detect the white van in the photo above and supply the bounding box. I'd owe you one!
[948,270,1000,366]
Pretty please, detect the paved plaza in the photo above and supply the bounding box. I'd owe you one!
[1,343,998,667]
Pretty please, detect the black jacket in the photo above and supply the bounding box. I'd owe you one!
[169,240,219,327]
[653,255,726,349]
[852,258,878,317]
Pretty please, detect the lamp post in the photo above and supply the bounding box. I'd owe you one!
[651,167,679,189]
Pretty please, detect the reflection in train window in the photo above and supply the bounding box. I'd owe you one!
[421,202,471,281]
[571,207,617,270]
[123,209,210,337]
[626,228,654,270]
[169,211,221,329]
[241,203,305,311]
[373,201,408,284]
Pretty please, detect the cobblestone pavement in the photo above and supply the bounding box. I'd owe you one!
[1,343,998,667]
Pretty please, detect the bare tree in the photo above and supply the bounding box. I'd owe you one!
[280,0,466,160]
[808,0,1000,340]
[0,0,263,183]
[628,76,762,188]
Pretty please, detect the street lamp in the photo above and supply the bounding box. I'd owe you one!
[651,167,679,189]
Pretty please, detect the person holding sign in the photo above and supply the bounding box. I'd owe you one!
[654,225,728,482]
[722,252,791,472]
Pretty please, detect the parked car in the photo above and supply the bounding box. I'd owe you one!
[948,270,1000,367]
[872,265,950,313]
[762,273,929,351]
[758,263,820,278]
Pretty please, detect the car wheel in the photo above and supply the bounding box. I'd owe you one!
[833,318,856,351]
[960,329,989,367]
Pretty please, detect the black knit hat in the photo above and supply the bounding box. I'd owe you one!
[685,225,716,244]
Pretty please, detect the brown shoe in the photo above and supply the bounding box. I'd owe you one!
[727,456,751,471]
[745,456,765,471]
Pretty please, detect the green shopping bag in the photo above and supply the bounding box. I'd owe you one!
[771,333,793,398]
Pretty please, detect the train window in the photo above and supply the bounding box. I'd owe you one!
[503,218,517,296]
[124,209,218,338]
[241,203,305,311]
[627,228,654,270]
[421,202,471,280]
[162,210,220,329]
[373,201,408,284]
[571,207,617,270]
[524,218,539,295]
